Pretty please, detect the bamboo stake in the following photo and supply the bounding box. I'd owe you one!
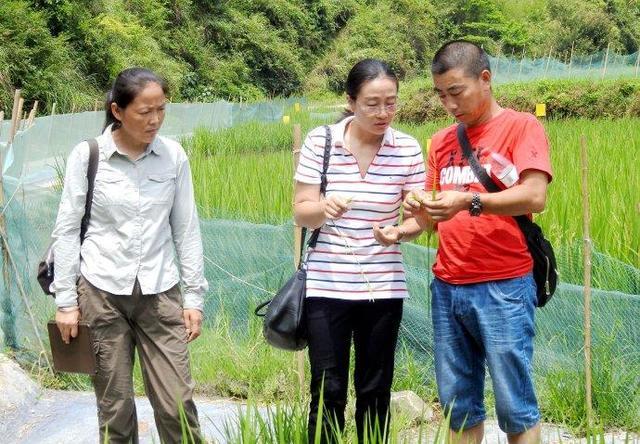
[518,48,525,81]
[568,42,575,76]
[0,111,4,141]
[507,48,515,78]
[8,90,21,145]
[50,102,57,116]
[291,123,306,396]
[493,46,502,80]
[580,134,593,429]
[20,111,27,131]
[635,49,640,78]
[601,42,611,80]
[94,99,99,112]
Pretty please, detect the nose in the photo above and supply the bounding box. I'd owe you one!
[150,109,161,125]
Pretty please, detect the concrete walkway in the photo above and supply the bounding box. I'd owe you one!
[1,389,246,443]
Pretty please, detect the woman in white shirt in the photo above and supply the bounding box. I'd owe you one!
[53,68,207,444]
[294,59,427,443]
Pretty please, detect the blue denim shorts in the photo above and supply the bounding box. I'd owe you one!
[431,273,540,434]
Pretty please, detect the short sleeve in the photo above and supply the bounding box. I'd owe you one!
[511,116,553,183]
[294,129,325,185]
[402,141,427,192]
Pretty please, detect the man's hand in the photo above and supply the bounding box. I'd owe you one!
[55,309,80,344]
[422,191,470,222]
[183,309,203,342]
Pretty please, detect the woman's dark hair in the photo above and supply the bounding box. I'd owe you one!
[104,68,168,131]
[342,59,398,119]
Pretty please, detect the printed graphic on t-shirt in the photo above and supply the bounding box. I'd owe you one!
[438,146,491,192]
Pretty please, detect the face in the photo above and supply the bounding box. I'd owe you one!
[112,82,166,144]
[433,67,492,126]
[347,76,398,136]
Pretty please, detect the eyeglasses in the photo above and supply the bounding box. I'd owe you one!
[358,101,399,116]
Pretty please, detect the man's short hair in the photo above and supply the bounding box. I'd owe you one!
[431,40,491,77]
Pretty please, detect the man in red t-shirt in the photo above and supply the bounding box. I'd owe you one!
[406,40,552,444]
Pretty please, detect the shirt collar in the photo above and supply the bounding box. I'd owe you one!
[102,124,162,159]
[332,115,395,148]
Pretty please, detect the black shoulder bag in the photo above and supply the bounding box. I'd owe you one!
[37,139,99,297]
[254,125,332,350]
[456,124,558,307]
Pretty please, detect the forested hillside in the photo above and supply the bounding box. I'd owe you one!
[1,0,639,112]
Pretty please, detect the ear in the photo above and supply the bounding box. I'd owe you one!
[111,102,123,122]
[346,93,356,114]
[480,69,492,89]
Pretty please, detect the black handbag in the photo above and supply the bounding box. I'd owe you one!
[37,139,99,297]
[254,125,332,350]
[456,124,558,307]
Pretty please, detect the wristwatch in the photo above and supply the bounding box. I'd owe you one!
[469,192,483,217]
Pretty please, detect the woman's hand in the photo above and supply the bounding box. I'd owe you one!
[55,308,81,344]
[322,195,351,221]
[183,309,203,342]
[373,223,403,246]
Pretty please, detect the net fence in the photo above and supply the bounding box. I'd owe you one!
[0,84,638,415]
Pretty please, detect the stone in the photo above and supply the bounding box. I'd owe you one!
[390,390,433,424]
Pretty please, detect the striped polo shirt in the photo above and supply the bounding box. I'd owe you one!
[294,116,426,300]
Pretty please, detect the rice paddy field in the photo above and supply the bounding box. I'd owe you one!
[184,110,640,275]
[166,106,640,437]
[23,104,640,440]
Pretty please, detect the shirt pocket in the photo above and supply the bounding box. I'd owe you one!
[94,173,127,206]
[147,173,176,205]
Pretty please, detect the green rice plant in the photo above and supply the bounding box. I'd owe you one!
[538,323,640,434]
[184,117,640,282]
[220,397,451,444]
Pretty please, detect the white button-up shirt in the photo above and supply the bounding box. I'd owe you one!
[51,125,208,310]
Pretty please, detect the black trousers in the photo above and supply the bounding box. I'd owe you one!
[305,297,404,443]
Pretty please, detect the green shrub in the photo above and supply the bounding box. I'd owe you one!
[0,0,99,113]
[397,78,640,123]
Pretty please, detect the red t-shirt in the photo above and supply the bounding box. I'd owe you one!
[426,108,553,284]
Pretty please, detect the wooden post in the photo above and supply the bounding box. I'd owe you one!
[635,49,640,78]
[544,46,553,79]
[580,134,593,430]
[50,102,57,116]
[0,111,4,141]
[94,99,99,112]
[291,123,306,396]
[27,101,39,128]
[601,42,611,80]
[8,89,21,144]
[1,90,22,349]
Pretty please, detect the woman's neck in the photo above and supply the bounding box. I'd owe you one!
[346,118,383,148]
[112,127,147,159]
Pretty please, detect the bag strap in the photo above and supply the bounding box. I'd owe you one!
[456,124,533,232]
[254,126,333,316]
[79,138,99,243]
[299,125,332,263]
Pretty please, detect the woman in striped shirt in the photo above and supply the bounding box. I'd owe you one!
[294,59,427,442]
